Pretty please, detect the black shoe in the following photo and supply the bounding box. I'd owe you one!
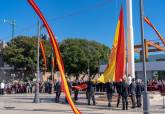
[131,106,135,108]
[108,103,111,107]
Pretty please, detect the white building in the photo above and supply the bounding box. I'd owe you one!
[99,54,165,80]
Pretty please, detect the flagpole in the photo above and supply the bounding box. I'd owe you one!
[139,0,150,114]
[51,48,54,94]
[34,20,40,103]
[126,0,135,79]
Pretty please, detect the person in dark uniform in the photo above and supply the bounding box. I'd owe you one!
[121,78,129,110]
[116,79,123,107]
[129,78,136,108]
[55,80,61,103]
[105,80,114,107]
[73,79,79,101]
[135,79,143,107]
[87,77,96,105]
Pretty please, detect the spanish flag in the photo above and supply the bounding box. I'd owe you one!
[97,7,126,83]
[28,0,81,114]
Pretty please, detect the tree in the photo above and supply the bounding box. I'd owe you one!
[3,36,51,80]
[3,37,110,80]
[60,38,110,79]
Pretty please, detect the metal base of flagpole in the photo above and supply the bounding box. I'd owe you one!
[33,97,40,103]
[33,81,40,103]
[143,91,150,114]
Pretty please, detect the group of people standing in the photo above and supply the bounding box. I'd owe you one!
[1,75,145,110]
[83,76,144,110]
[115,78,144,110]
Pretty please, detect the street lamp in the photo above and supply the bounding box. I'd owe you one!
[33,21,41,103]
[22,73,24,81]
[33,21,46,103]
[51,48,54,94]
[87,40,90,78]
[139,0,150,114]
[3,19,16,39]
[3,71,6,81]
[11,73,15,83]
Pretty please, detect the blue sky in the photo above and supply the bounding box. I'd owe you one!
[0,0,165,48]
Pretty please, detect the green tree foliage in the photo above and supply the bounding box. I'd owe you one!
[3,36,51,74]
[3,37,110,80]
[3,36,36,70]
[60,38,110,78]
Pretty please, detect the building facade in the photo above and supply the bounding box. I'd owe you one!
[99,54,165,80]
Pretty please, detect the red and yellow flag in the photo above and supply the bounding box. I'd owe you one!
[115,8,126,82]
[97,7,126,83]
[144,17,165,46]
[39,40,47,69]
[28,0,81,114]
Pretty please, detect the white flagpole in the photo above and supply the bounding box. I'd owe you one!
[126,0,135,78]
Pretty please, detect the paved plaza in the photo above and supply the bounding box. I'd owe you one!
[0,93,164,114]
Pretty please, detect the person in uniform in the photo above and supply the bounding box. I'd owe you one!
[116,79,122,107]
[87,77,96,105]
[105,80,114,107]
[0,81,5,95]
[135,79,143,107]
[121,78,129,110]
[55,79,61,103]
[129,78,136,108]
[73,79,79,101]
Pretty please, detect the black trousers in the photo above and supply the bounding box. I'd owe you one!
[107,93,113,107]
[136,95,142,107]
[0,89,4,95]
[87,91,95,105]
[55,91,61,103]
[117,94,121,107]
[122,96,128,110]
[74,90,79,101]
[130,94,136,108]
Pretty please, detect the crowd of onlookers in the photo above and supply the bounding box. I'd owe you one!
[0,79,165,95]
[147,79,165,91]
[0,78,165,110]
[1,81,54,94]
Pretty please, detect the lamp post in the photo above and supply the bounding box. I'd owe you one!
[33,20,41,103]
[22,73,24,81]
[51,48,54,94]
[10,73,15,83]
[3,19,16,39]
[87,41,90,78]
[139,0,150,114]
[3,71,6,82]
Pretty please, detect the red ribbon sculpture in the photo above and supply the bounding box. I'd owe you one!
[27,0,81,114]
